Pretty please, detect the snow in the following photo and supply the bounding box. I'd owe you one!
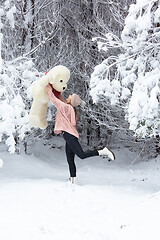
[4,0,10,9]
[0,8,4,17]
[0,158,3,167]
[6,5,16,29]
[121,87,131,100]
[0,138,160,240]
[154,5,160,23]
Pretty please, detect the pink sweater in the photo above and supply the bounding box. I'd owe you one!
[46,85,79,139]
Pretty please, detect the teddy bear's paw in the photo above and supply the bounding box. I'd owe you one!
[29,114,40,128]
[39,121,48,129]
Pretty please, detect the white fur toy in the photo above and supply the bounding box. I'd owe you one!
[29,65,70,129]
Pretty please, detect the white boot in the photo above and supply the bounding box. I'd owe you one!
[68,177,76,184]
[98,147,115,161]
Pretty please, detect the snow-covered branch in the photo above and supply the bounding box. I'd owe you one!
[0,58,42,153]
[90,0,160,138]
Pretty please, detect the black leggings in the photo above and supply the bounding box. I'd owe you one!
[63,132,99,177]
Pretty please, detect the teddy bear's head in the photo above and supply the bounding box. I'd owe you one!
[47,65,70,93]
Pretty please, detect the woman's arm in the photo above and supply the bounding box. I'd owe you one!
[46,85,76,125]
[46,85,66,109]
[51,87,66,103]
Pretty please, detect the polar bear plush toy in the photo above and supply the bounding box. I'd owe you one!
[29,65,70,129]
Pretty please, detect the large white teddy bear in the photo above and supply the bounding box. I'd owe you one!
[29,65,70,129]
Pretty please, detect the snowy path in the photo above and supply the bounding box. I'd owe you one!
[0,140,160,240]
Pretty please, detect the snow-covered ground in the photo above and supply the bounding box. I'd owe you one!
[0,137,160,240]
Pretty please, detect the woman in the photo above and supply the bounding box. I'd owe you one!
[46,85,115,183]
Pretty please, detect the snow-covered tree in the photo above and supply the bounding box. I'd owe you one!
[0,58,41,153]
[90,0,160,138]
[0,1,41,153]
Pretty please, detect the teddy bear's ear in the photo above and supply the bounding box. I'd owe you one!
[48,71,59,84]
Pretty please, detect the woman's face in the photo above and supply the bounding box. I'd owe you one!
[66,95,72,104]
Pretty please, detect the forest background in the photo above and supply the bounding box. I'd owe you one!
[0,0,159,159]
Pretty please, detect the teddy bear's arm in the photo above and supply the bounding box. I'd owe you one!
[39,74,50,88]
